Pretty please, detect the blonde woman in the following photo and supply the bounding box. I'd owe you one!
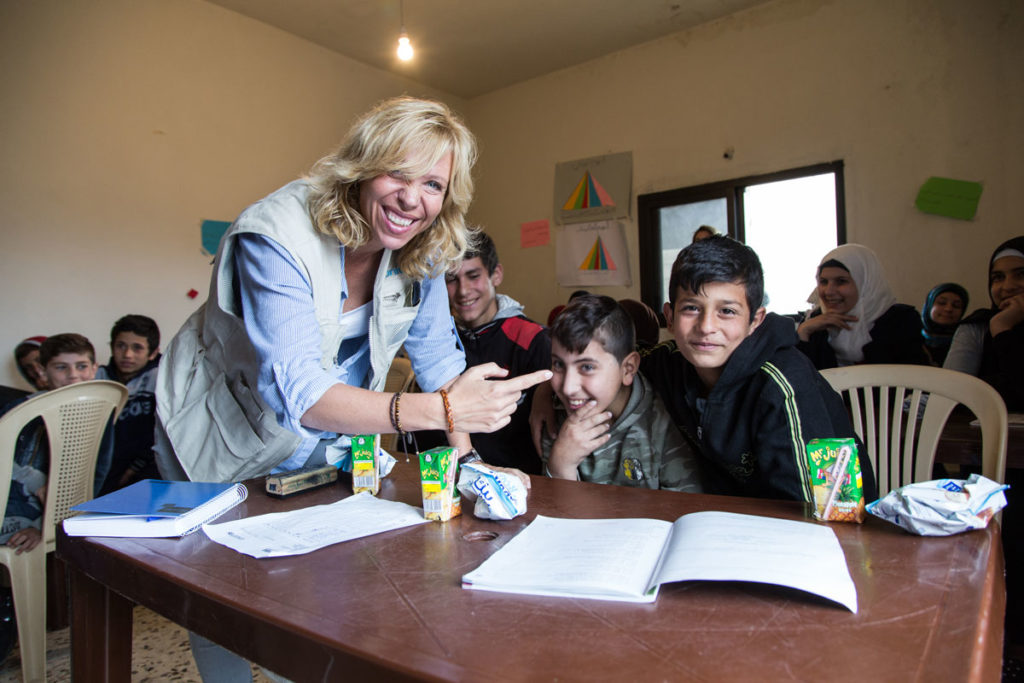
[156,97,550,682]
[157,97,548,485]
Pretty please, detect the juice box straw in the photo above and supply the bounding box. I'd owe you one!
[822,444,852,520]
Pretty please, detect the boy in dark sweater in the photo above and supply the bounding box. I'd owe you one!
[95,314,161,493]
[642,236,876,501]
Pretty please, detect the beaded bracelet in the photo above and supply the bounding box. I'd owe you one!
[439,389,455,433]
[389,391,403,432]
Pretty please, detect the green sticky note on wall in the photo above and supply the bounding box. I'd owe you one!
[201,219,232,256]
[915,177,983,220]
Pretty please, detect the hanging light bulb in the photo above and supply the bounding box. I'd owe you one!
[397,31,413,61]
[396,0,413,61]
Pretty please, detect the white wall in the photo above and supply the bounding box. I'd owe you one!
[2,0,1021,388]
[465,0,1024,325]
[0,0,463,388]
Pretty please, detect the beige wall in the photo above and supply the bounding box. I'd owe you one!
[465,0,1024,325]
[2,0,1021,388]
[0,0,462,388]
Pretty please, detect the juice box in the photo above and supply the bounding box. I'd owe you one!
[806,437,866,523]
[418,446,462,521]
[351,434,380,495]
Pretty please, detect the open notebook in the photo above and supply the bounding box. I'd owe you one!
[462,510,857,611]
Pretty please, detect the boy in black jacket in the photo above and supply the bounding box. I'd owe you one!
[643,236,876,501]
[94,314,161,493]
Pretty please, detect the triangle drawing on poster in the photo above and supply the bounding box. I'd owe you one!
[579,237,617,271]
[562,171,617,211]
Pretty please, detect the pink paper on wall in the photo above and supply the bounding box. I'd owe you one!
[520,219,550,248]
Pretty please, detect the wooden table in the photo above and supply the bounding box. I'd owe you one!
[57,461,1005,682]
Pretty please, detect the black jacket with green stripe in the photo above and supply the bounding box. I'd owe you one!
[641,313,877,503]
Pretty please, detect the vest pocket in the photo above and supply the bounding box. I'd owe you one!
[165,373,266,481]
[207,375,266,458]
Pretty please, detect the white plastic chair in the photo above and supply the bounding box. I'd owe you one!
[820,364,1008,497]
[0,380,128,683]
[380,357,417,454]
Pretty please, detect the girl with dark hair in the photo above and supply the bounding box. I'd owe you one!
[944,236,1024,410]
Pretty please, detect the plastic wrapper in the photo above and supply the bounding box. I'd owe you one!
[457,462,528,520]
[866,474,1009,536]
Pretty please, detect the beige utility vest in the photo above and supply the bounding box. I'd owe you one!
[155,181,420,482]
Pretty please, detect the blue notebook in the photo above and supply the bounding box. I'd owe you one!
[64,479,248,538]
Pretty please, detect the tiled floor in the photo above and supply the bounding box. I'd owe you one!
[0,606,274,682]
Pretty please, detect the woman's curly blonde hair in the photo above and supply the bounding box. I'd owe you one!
[306,97,478,280]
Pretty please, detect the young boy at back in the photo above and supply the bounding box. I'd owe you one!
[1,333,108,555]
[541,295,702,492]
[95,314,161,494]
[643,236,876,501]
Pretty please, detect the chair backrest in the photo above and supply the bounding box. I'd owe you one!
[380,357,416,454]
[820,364,1007,496]
[0,380,128,552]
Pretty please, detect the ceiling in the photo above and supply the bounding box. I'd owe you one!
[205,0,773,99]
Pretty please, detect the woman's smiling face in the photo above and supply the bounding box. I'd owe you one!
[358,152,452,253]
[991,255,1024,307]
[817,266,859,315]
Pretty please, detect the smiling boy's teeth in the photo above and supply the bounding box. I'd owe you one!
[386,211,413,227]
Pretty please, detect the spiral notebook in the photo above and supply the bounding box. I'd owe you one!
[63,479,248,538]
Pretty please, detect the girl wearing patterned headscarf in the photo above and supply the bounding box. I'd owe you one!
[796,244,929,369]
[944,236,1024,410]
[921,283,969,365]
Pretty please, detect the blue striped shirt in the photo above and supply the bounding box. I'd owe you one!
[235,233,465,467]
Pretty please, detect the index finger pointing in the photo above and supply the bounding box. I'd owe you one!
[497,369,553,393]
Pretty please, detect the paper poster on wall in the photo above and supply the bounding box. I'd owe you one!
[201,219,232,256]
[520,219,550,248]
[915,177,983,220]
[553,152,632,224]
[556,221,632,287]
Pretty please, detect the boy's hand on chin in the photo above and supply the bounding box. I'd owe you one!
[547,401,612,479]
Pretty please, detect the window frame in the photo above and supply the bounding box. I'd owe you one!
[637,160,846,315]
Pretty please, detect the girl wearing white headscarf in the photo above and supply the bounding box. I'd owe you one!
[796,244,929,368]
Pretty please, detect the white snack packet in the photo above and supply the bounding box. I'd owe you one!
[457,462,528,520]
[378,448,397,478]
[866,474,1009,536]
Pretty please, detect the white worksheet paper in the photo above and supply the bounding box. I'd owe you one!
[203,492,428,558]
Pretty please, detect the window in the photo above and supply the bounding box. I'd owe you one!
[638,161,845,317]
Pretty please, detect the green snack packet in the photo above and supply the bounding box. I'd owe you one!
[806,438,866,523]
